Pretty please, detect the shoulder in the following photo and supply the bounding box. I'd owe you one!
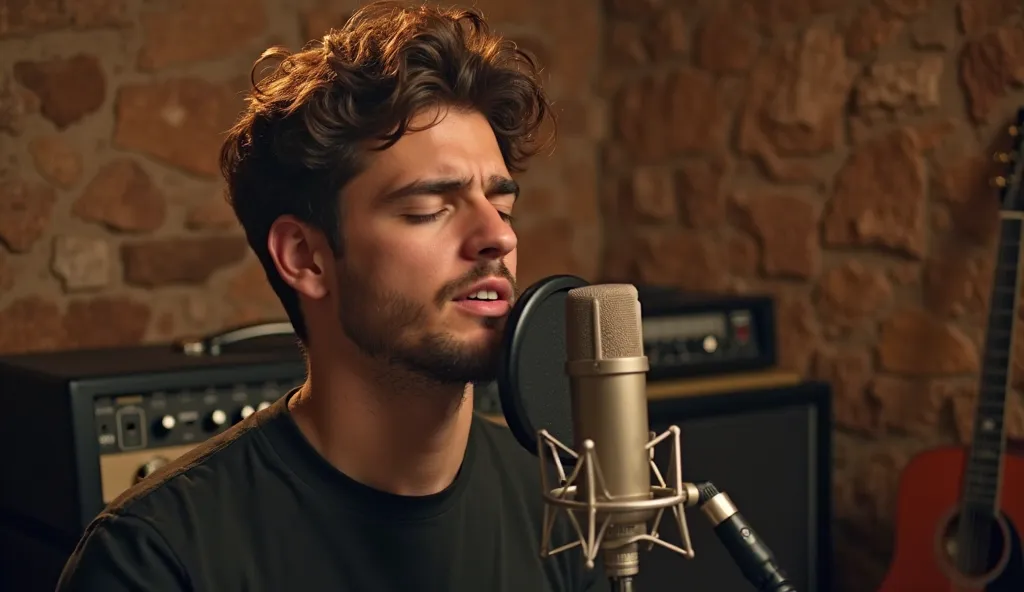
[57,505,191,590]
[95,401,287,565]
[59,411,278,589]
[107,412,263,517]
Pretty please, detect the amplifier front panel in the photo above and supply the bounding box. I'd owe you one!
[92,379,294,506]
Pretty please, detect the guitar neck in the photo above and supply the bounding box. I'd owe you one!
[964,213,1022,511]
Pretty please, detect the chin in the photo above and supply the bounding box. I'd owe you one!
[461,322,507,347]
[463,321,506,342]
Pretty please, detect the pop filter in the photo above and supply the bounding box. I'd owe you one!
[497,274,590,466]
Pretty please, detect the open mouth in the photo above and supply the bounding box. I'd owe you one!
[452,279,513,318]
[464,289,500,301]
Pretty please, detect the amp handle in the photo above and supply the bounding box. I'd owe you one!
[175,321,295,357]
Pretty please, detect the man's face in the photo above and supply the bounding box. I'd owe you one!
[331,107,519,385]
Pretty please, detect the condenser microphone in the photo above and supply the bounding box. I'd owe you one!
[536,284,700,591]
[566,284,670,580]
[504,276,800,592]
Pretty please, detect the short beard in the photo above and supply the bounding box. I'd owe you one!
[337,262,514,389]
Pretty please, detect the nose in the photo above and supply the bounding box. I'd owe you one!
[461,200,517,262]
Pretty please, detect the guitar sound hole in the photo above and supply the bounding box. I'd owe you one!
[938,509,1010,580]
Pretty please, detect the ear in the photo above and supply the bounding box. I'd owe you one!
[266,215,331,300]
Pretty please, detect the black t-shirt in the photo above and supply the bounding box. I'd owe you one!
[55,391,610,592]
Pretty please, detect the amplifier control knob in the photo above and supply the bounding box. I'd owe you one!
[238,405,256,422]
[207,409,227,430]
[134,456,169,484]
[153,414,176,436]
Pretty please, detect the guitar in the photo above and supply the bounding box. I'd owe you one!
[877,113,1024,591]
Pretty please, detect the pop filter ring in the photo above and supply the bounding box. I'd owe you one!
[497,274,590,467]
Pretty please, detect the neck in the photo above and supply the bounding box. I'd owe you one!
[289,344,475,497]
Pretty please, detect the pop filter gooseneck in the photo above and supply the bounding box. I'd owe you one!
[497,274,590,466]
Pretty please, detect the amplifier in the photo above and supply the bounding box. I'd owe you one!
[0,323,509,592]
[0,325,308,591]
[0,326,305,537]
[637,287,776,382]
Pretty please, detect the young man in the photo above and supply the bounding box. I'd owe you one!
[56,2,608,591]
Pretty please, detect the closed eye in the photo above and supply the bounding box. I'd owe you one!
[405,209,514,225]
[387,175,519,225]
[404,211,448,224]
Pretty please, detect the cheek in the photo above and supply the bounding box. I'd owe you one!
[371,241,445,293]
[505,249,517,277]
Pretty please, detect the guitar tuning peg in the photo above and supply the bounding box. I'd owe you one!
[995,152,1012,163]
[992,176,1008,188]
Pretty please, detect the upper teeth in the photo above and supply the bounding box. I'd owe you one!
[467,290,499,300]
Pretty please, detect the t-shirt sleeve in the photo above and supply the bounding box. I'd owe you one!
[56,512,190,592]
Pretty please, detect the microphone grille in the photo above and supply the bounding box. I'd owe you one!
[565,284,644,361]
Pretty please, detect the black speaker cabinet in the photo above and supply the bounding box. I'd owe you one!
[634,377,832,592]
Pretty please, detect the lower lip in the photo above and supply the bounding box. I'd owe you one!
[453,299,511,317]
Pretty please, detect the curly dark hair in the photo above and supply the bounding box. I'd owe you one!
[219,1,553,343]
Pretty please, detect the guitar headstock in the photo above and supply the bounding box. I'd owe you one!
[993,108,1024,212]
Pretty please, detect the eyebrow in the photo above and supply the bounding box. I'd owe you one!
[379,175,520,205]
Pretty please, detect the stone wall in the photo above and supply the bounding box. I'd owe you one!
[600,0,1024,589]
[4,0,1024,589]
[0,0,603,352]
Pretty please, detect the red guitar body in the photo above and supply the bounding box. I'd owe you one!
[878,443,1024,592]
